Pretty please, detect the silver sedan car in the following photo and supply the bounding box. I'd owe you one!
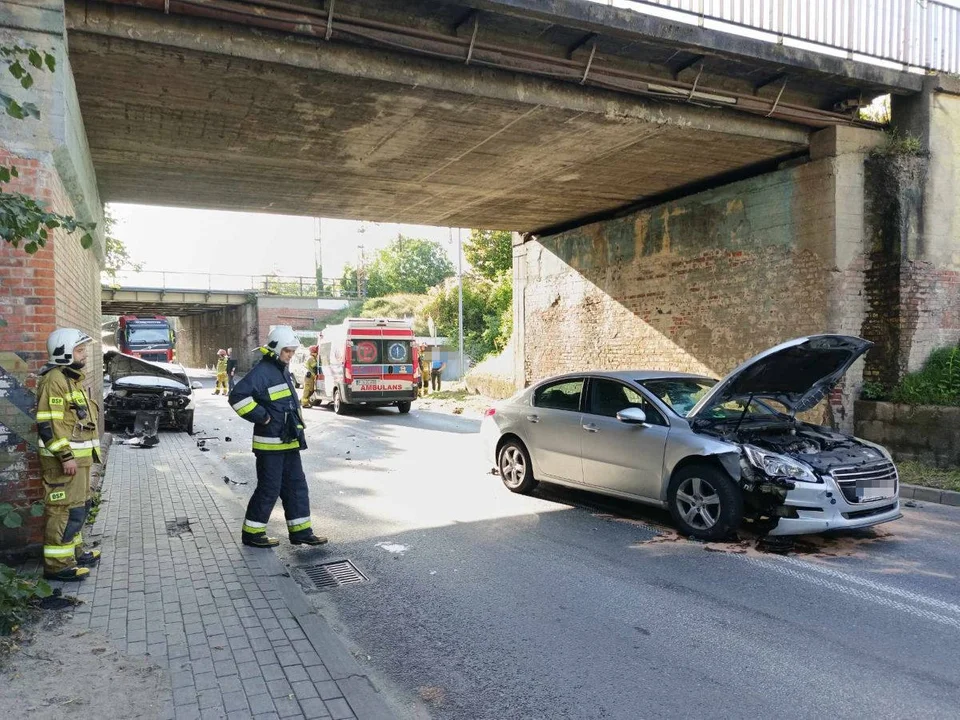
[481,335,902,540]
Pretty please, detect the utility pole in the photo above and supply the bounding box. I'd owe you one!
[457,227,464,381]
[313,217,323,297]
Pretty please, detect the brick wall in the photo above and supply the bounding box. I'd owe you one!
[256,304,341,340]
[0,148,102,557]
[519,159,842,389]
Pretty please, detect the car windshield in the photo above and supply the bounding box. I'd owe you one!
[640,377,781,420]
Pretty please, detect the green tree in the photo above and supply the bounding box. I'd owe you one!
[340,264,359,296]
[365,235,454,298]
[1,45,95,253]
[359,294,430,334]
[464,229,512,281]
[103,209,141,278]
[421,272,512,362]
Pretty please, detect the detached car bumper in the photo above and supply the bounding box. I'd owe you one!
[768,474,901,536]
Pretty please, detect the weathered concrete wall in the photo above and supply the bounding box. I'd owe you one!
[177,303,258,373]
[890,77,960,374]
[856,401,960,468]
[515,126,882,430]
[0,2,104,555]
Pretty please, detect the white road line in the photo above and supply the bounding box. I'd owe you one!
[743,555,960,630]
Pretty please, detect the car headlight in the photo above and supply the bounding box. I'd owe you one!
[743,445,820,483]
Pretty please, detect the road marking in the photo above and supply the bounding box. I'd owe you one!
[743,555,960,630]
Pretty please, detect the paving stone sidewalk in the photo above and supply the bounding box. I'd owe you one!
[40,432,394,720]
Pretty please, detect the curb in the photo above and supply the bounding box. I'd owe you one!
[900,483,960,507]
[245,547,396,720]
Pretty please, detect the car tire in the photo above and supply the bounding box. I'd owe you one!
[333,389,347,415]
[497,439,538,495]
[667,463,743,541]
[396,401,412,414]
[182,410,194,435]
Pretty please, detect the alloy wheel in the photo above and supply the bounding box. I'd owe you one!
[674,476,721,530]
[500,445,527,489]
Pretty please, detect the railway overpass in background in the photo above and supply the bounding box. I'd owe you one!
[101,272,357,370]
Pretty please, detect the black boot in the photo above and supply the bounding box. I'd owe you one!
[290,532,328,546]
[44,566,90,581]
[77,549,101,567]
[242,534,280,548]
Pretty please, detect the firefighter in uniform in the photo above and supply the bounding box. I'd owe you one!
[36,328,102,580]
[214,348,228,395]
[229,326,327,548]
[301,345,318,408]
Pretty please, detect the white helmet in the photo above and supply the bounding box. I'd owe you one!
[264,326,300,352]
[47,328,93,365]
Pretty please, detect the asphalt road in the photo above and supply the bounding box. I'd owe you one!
[188,379,960,720]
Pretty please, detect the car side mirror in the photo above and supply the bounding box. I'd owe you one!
[616,407,648,425]
[191,381,203,390]
[103,374,111,383]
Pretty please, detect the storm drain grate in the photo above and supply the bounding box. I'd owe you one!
[301,560,367,590]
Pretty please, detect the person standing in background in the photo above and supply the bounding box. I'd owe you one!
[226,347,238,393]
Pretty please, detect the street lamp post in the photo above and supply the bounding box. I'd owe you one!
[457,227,464,381]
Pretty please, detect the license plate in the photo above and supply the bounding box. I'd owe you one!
[857,479,895,502]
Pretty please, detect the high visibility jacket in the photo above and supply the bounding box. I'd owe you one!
[229,350,306,453]
[216,356,228,374]
[35,365,101,467]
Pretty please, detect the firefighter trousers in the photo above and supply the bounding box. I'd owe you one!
[42,464,90,573]
[214,372,228,395]
[301,376,316,408]
[241,451,314,542]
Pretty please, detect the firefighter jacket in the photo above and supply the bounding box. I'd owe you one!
[229,350,306,453]
[216,356,228,374]
[306,355,317,378]
[35,365,101,467]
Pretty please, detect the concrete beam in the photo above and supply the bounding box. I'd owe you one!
[446,0,924,93]
[101,287,254,316]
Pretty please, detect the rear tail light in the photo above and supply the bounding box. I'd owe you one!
[483,408,496,417]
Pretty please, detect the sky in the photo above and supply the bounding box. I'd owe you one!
[108,204,468,287]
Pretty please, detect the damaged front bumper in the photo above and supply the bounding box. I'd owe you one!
[766,475,902,536]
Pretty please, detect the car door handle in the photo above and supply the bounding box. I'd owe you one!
[582,423,599,433]
[526,415,540,423]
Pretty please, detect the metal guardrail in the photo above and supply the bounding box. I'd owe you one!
[102,270,362,298]
[599,0,960,73]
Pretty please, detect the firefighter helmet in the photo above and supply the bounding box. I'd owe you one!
[47,328,93,366]
[217,348,227,357]
[309,345,318,354]
[264,326,300,352]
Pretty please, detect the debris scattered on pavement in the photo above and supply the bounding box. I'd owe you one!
[224,436,232,442]
[452,407,463,415]
[376,542,408,554]
[904,500,920,508]
[222,476,248,486]
[199,447,210,452]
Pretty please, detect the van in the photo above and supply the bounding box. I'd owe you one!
[315,318,420,414]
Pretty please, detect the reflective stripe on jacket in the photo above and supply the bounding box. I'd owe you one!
[35,365,101,467]
[228,350,306,453]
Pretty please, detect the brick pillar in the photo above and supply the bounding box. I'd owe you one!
[0,3,104,558]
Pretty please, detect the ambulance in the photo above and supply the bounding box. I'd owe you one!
[315,318,420,414]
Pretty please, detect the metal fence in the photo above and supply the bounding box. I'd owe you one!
[102,270,361,298]
[598,0,960,73]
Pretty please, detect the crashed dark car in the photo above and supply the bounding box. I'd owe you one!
[103,351,196,435]
[481,335,901,541]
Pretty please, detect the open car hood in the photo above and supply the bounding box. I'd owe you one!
[104,351,190,389]
[687,335,873,419]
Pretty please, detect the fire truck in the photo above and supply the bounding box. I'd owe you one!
[116,315,176,362]
[315,318,419,414]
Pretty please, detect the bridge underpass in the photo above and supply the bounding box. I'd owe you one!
[2,0,959,551]
[100,274,356,370]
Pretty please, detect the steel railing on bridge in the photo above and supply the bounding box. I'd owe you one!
[102,270,362,299]
[597,0,960,73]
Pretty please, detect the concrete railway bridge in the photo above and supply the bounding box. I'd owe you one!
[2,0,960,547]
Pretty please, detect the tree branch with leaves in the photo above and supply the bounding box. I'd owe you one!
[1,44,96,253]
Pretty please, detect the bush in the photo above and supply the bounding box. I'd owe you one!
[0,564,51,635]
[886,346,960,406]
